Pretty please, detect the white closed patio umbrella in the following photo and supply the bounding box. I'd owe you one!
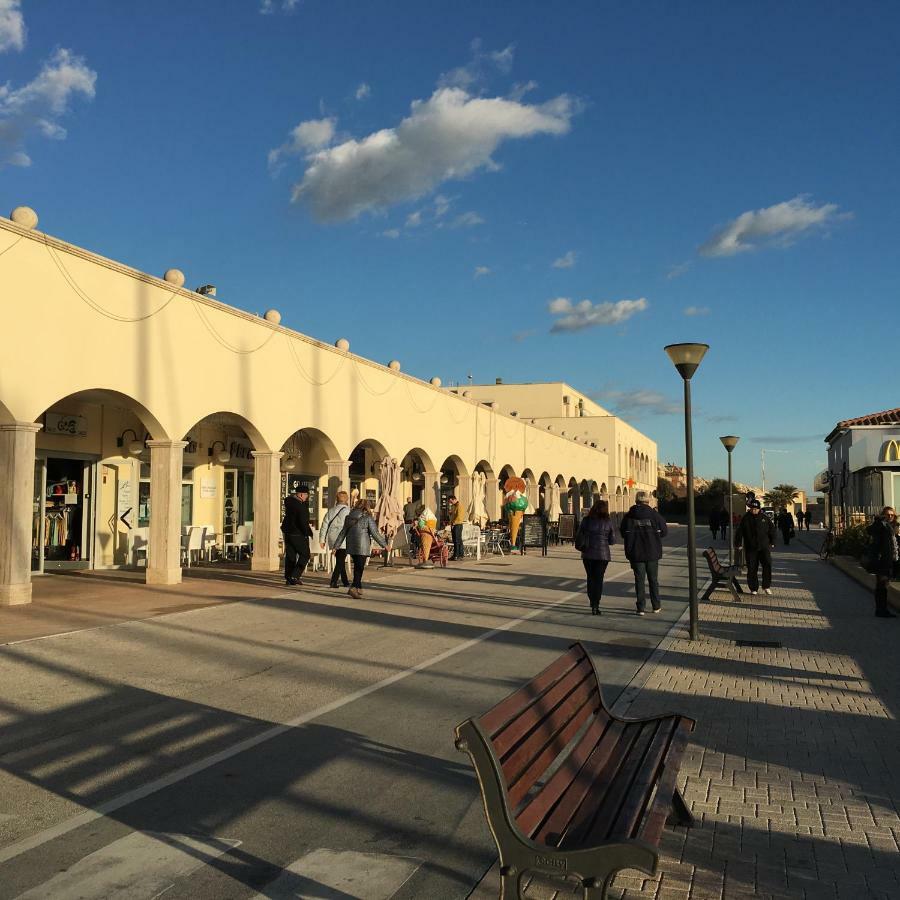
[467,470,490,527]
[374,456,404,565]
[548,483,562,522]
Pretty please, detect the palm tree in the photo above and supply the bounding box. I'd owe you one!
[764,484,800,511]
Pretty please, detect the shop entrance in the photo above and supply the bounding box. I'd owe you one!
[32,455,96,572]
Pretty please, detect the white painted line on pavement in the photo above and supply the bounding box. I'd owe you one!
[12,831,239,899]
[0,574,631,866]
[253,848,420,900]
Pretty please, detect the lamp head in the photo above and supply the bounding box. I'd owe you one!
[127,439,144,456]
[664,342,709,380]
[719,435,740,452]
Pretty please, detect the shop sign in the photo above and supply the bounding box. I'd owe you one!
[117,478,133,529]
[201,478,217,499]
[228,441,253,461]
[881,439,900,462]
[45,412,88,438]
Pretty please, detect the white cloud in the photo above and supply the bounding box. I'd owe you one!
[451,210,484,228]
[552,250,576,268]
[699,196,849,257]
[260,0,300,13]
[433,194,451,218]
[405,210,423,228]
[439,40,515,90]
[593,388,681,417]
[379,228,400,239]
[683,305,710,316]
[0,48,96,168]
[548,297,648,333]
[474,265,491,277]
[0,0,24,52]
[666,261,691,280]
[355,82,370,101]
[284,86,578,221]
[268,117,336,170]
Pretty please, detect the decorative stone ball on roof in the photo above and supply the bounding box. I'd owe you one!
[388,360,401,371]
[10,206,38,229]
[430,377,441,387]
[163,269,185,287]
[335,338,350,351]
[264,309,281,324]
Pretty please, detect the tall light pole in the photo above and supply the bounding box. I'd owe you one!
[720,435,739,567]
[665,343,709,641]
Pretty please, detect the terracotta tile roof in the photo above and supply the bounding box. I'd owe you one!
[836,407,900,429]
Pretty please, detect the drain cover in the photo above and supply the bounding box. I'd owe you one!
[735,640,782,648]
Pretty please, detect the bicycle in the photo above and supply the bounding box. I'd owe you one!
[819,528,835,560]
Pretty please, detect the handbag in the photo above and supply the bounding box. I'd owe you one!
[574,521,586,552]
[860,540,879,574]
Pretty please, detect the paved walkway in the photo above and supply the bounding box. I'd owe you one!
[473,538,900,899]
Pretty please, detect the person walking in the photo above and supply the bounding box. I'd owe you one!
[575,499,616,615]
[449,495,467,560]
[334,499,388,599]
[717,507,730,543]
[620,491,668,616]
[281,483,313,586]
[708,510,720,541]
[803,510,811,531]
[777,508,795,546]
[735,499,776,595]
[867,507,898,618]
[319,490,351,588]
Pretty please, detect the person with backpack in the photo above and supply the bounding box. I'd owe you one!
[334,498,388,599]
[866,507,898,618]
[319,490,351,589]
[575,499,617,615]
[620,491,668,615]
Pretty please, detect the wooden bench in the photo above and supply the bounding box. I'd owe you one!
[454,642,695,899]
[702,548,743,603]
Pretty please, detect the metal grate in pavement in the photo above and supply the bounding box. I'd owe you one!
[734,639,783,648]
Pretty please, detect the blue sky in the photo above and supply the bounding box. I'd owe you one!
[2,0,898,493]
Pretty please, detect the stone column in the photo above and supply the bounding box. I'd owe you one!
[422,471,441,515]
[325,459,351,507]
[0,422,41,606]
[456,475,474,514]
[526,479,540,511]
[146,440,187,586]
[251,451,284,572]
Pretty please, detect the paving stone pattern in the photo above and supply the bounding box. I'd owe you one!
[477,541,900,899]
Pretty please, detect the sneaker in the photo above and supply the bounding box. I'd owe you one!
[348,587,361,599]
[764,588,772,595]
[636,609,645,616]
[750,590,758,595]
[652,607,662,614]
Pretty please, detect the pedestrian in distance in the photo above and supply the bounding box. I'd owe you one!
[866,507,898,618]
[575,498,616,615]
[449,494,467,560]
[620,491,668,616]
[804,510,811,530]
[735,499,776,595]
[319,490,351,588]
[777,508,795,546]
[403,496,418,523]
[718,507,730,543]
[708,510,720,541]
[334,499,388,599]
[281,483,313,586]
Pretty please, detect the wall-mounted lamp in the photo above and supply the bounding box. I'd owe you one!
[208,440,231,464]
[116,428,145,456]
[282,457,297,472]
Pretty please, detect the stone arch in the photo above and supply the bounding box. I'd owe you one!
[521,468,539,511]
[0,397,16,426]
[615,484,623,514]
[439,454,469,522]
[474,459,498,521]
[400,446,436,510]
[276,425,339,462]
[590,480,600,504]
[539,471,552,512]
[35,387,169,442]
[184,410,269,452]
[567,476,578,516]
[348,437,393,507]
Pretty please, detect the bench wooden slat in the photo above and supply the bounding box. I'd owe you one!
[515,714,619,839]
[480,645,585,736]
[637,719,693,846]
[505,678,600,808]
[608,717,680,840]
[533,719,641,846]
[493,656,595,762]
[558,721,660,848]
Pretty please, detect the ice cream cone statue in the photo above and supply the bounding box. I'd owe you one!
[503,476,528,552]
[416,504,438,566]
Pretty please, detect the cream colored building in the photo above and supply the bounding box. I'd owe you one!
[456,381,658,511]
[0,210,619,605]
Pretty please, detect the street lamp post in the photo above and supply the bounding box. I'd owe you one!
[720,435,740,568]
[664,342,709,641]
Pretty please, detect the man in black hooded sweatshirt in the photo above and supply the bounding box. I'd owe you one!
[620,491,668,616]
[736,499,776,595]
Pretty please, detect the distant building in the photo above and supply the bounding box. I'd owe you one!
[820,407,900,530]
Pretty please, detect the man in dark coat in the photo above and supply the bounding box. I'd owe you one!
[736,499,776,595]
[776,508,794,545]
[867,508,898,618]
[282,483,313,585]
[620,491,668,615]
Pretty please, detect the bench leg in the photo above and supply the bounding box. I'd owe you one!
[498,864,521,900]
[581,869,618,899]
[701,578,717,603]
[728,577,743,602]
[731,575,744,595]
[667,786,694,827]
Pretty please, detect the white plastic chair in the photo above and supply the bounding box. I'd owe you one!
[308,536,328,572]
[201,525,218,561]
[224,524,250,561]
[132,528,149,567]
[181,526,206,567]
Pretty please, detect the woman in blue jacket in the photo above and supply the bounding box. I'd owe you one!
[575,499,616,615]
[334,499,388,599]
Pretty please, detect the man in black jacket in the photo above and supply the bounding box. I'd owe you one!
[620,492,668,615]
[735,499,776,595]
[282,483,313,585]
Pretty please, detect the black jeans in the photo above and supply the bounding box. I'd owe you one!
[351,554,367,589]
[283,531,310,582]
[452,524,464,559]
[631,560,660,611]
[582,558,609,608]
[331,548,349,586]
[875,574,891,613]
[745,548,772,591]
